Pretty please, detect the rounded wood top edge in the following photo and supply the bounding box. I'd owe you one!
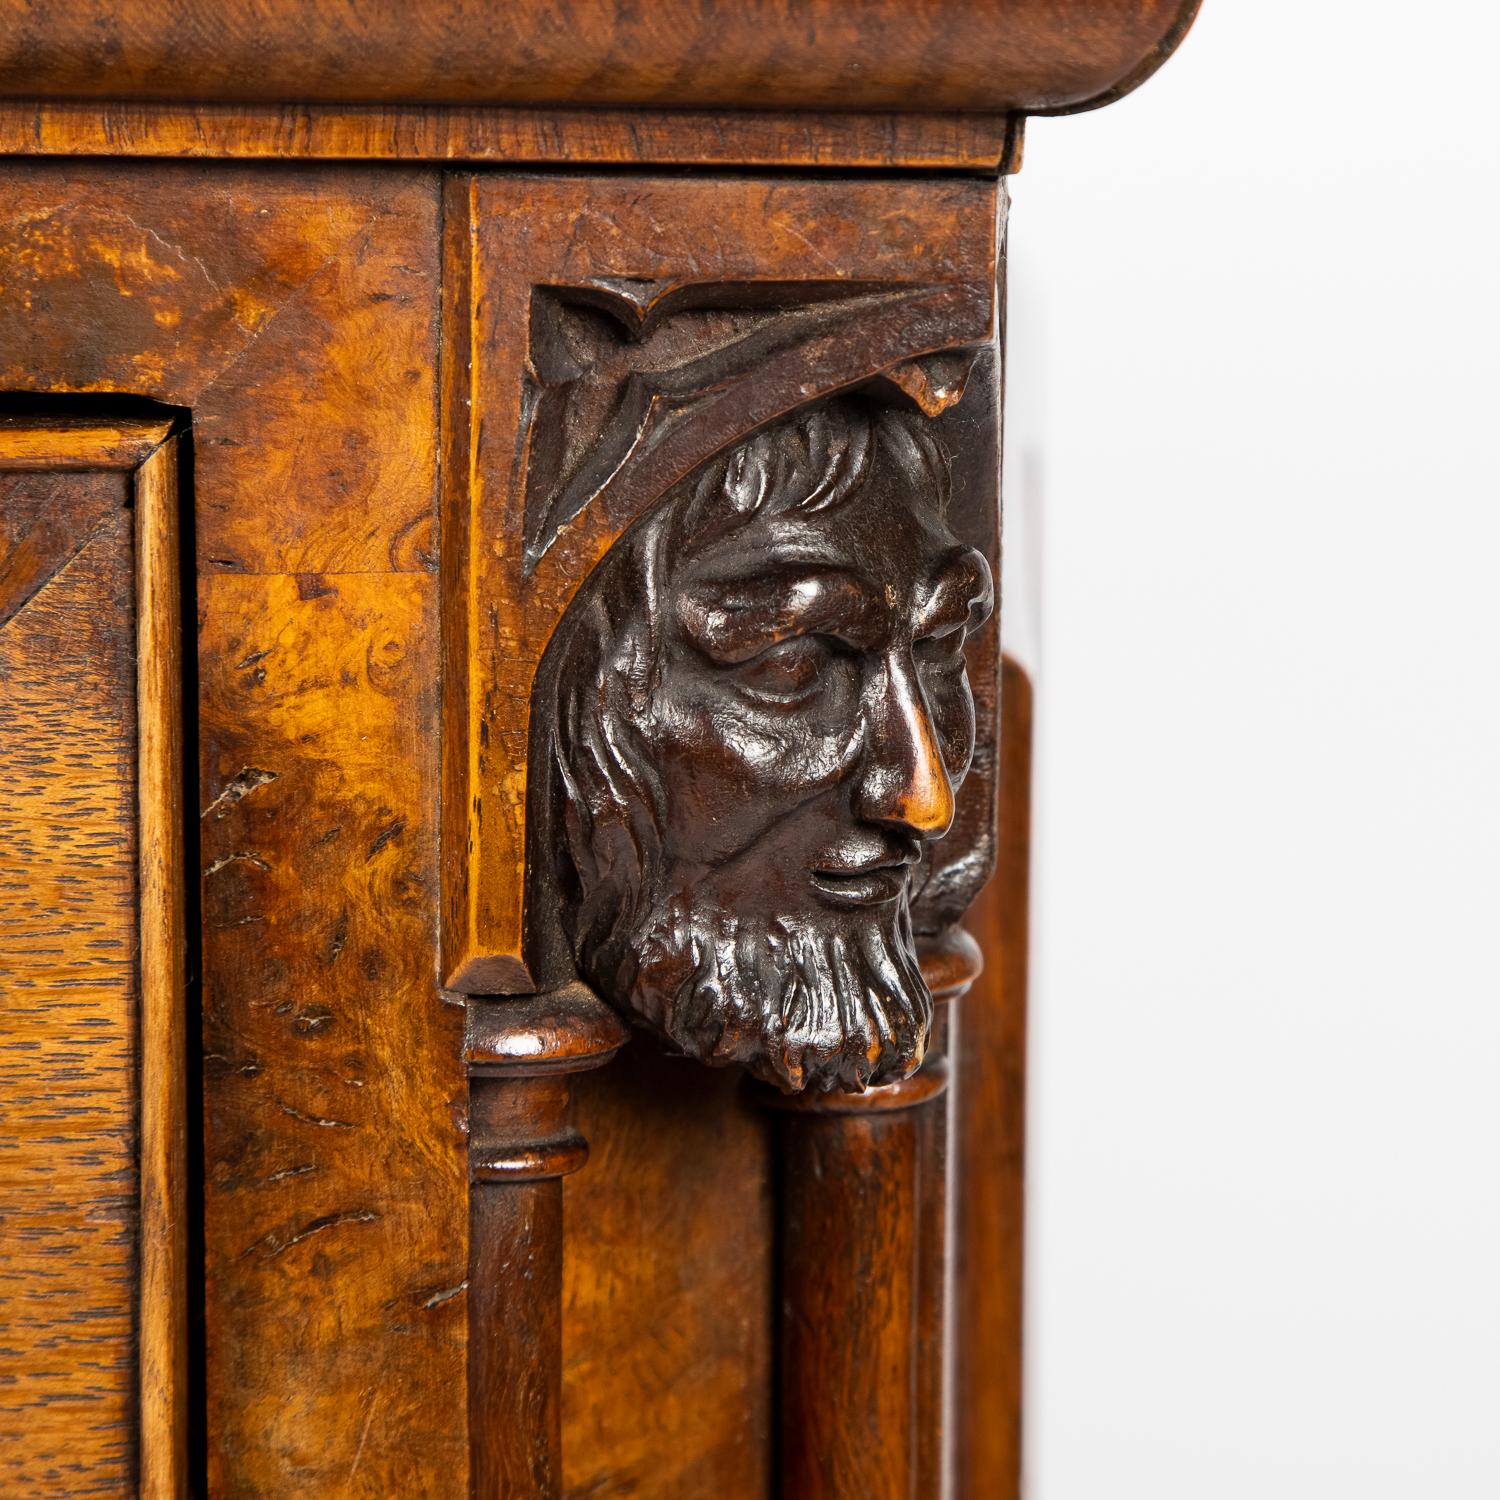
[0,0,1201,117]
[1030,0,1204,117]
[919,925,984,1001]
[465,983,630,1075]
[760,1054,951,1115]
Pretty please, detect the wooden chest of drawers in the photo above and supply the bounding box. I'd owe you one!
[0,4,1197,1494]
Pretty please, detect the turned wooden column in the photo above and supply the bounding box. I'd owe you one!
[763,929,982,1500]
[465,986,628,1500]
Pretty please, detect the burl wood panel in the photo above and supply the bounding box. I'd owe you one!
[0,162,466,1494]
[0,469,138,1495]
[198,573,462,1496]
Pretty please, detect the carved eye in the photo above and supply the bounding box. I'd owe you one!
[914,627,967,674]
[731,635,834,704]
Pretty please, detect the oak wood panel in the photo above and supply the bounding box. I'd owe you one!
[0,0,1201,115]
[0,102,1019,173]
[0,469,139,1496]
[1,415,188,1498]
[954,657,1033,1500]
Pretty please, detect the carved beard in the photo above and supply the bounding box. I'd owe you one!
[590,880,932,1094]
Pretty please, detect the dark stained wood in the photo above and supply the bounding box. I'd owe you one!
[764,936,980,1500]
[465,986,627,1500]
[471,1172,564,1495]
[954,657,1033,1500]
[0,6,1201,1484]
[0,101,1019,173]
[0,0,1201,114]
[784,1112,923,1497]
[443,167,1003,1500]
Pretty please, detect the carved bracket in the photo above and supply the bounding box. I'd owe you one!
[441,175,1004,1009]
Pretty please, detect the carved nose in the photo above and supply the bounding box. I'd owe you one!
[853,655,956,839]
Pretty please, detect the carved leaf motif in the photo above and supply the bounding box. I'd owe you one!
[518,281,992,571]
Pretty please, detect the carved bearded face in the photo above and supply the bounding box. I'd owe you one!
[549,400,992,1091]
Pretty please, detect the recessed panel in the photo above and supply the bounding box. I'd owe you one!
[0,467,139,1494]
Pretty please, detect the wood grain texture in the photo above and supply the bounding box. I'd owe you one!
[198,571,465,1497]
[0,468,139,1496]
[781,1110,923,1499]
[0,0,1201,114]
[0,10,1204,1483]
[953,657,1033,1500]
[0,101,1018,172]
[0,161,440,577]
[564,1048,776,1499]
[763,938,979,1500]
[0,162,463,1492]
[135,434,188,1500]
[0,416,172,470]
[471,1177,564,1497]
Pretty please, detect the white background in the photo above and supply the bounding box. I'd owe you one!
[1005,2,1500,1495]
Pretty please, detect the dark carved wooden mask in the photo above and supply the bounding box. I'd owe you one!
[533,396,994,1092]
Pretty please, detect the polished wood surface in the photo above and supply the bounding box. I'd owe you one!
[564,1050,776,1499]
[135,432,190,1500]
[0,0,1202,1483]
[1,463,139,1494]
[0,163,469,1493]
[765,937,980,1500]
[0,101,1019,172]
[0,415,186,1496]
[0,0,1200,114]
[465,988,626,1500]
[955,657,1034,1500]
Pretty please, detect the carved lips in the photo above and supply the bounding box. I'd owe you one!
[810,836,922,907]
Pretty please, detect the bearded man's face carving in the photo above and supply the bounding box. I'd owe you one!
[546,398,992,1092]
